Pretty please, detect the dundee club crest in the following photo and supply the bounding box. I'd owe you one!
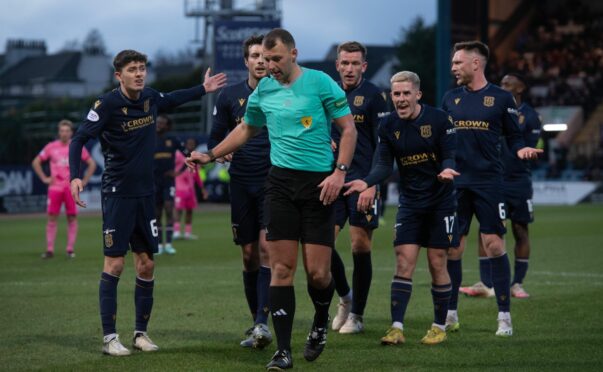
[353,96,364,107]
[420,125,432,138]
[483,96,495,107]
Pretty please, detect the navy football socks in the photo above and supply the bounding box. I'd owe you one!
[447,259,462,311]
[479,256,493,287]
[243,270,259,321]
[431,283,452,326]
[513,258,529,285]
[390,276,412,324]
[490,253,511,312]
[331,249,351,298]
[256,266,271,325]
[134,277,154,332]
[351,252,372,316]
[99,272,119,336]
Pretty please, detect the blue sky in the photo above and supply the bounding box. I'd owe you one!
[1,0,436,61]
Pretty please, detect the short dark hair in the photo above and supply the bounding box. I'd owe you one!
[505,72,528,87]
[337,41,367,60]
[113,49,147,72]
[453,41,490,61]
[263,28,295,50]
[157,114,173,127]
[243,35,264,59]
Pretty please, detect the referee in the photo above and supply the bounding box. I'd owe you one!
[187,28,356,371]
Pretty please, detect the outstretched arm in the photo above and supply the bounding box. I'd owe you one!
[186,121,261,168]
[158,68,227,111]
[202,68,227,93]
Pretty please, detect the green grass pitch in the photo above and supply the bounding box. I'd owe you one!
[1,204,602,371]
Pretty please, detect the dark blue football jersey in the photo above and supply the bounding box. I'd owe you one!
[209,80,271,184]
[331,79,389,181]
[502,102,542,182]
[364,104,457,208]
[442,83,525,186]
[154,132,185,188]
[70,85,207,197]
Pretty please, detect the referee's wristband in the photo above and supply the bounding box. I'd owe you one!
[205,149,216,162]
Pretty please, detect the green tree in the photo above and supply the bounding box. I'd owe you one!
[394,17,436,105]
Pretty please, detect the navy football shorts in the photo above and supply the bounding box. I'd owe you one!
[155,182,175,205]
[456,185,507,236]
[394,206,459,249]
[229,179,265,246]
[263,166,335,248]
[334,189,379,231]
[102,195,159,257]
[503,181,534,224]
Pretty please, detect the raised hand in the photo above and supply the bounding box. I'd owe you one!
[517,147,543,160]
[203,68,227,93]
[437,168,460,183]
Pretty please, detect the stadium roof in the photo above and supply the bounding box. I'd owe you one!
[0,52,82,86]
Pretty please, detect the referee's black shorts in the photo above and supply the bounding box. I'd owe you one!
[263,166,335,247]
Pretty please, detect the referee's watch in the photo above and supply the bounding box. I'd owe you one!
[335,163,349,172]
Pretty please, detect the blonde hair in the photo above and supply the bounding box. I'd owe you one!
[390,71,421,89]
[57,119,74,130]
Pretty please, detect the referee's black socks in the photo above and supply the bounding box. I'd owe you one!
[270,286,295,351]
[308,279,335,328]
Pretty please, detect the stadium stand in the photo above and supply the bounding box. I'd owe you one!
[488,0,603,179]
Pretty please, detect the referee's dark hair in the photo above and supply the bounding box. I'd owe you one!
[264,28,295,50]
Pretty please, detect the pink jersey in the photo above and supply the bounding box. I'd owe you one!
[175,151,203,192]
[38,140,91,191]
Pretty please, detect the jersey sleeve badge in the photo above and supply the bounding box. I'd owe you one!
[87,109,100,122]
[334,97,347,108]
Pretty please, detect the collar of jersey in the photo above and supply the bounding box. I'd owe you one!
[462,82,491,94]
